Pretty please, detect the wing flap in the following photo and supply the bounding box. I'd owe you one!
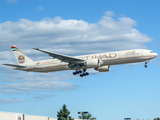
[33,48,85,63]
[3,64,26,68]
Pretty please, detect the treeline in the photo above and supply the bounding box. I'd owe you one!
[57,104,96,120]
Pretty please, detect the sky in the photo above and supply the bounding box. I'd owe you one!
[0,0,160,120]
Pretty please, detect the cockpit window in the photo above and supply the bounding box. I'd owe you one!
[150,51,155,53]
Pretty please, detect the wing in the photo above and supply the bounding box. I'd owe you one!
[3,64,26,68]
[33,48,85,63]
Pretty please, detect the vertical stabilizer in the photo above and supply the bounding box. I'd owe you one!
[11,45,33,65]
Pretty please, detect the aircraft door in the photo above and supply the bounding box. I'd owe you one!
[118,53,123,58]
[140,51,144,56]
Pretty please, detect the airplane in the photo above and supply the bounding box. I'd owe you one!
[3,45,158,77]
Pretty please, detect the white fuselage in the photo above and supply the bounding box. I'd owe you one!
[14,49,158,72]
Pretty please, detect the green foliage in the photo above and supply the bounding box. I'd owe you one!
[154,117,160,120]
[78,113,96,120]
[57,104,73,120]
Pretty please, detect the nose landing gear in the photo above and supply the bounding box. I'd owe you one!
[144,61,149,68]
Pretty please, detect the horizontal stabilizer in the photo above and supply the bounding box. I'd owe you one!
[3,64,26,68]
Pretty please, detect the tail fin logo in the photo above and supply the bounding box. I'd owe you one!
[18,55,25,63]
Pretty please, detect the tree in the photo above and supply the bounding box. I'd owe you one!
[57,104,73,120]
[78,113,96,120]
[154,118,160,120]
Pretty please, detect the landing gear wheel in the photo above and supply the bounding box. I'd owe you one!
[80,74,83,77]
[76,71,79,74]
[73,72,76,75]
[86,72,89,75]
[144,65,147,68]
[83,73,86,76]
[83,69,86,72]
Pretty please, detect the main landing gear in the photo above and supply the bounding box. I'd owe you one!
[73,69,89,77]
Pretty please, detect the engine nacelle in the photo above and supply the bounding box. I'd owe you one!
[95,65,110,72]
[84,59,100,68]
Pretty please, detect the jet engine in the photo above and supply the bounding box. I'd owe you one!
[84,59,100,68]
[95,65,110,72]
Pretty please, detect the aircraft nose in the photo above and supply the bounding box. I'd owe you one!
[155,53,158,57]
